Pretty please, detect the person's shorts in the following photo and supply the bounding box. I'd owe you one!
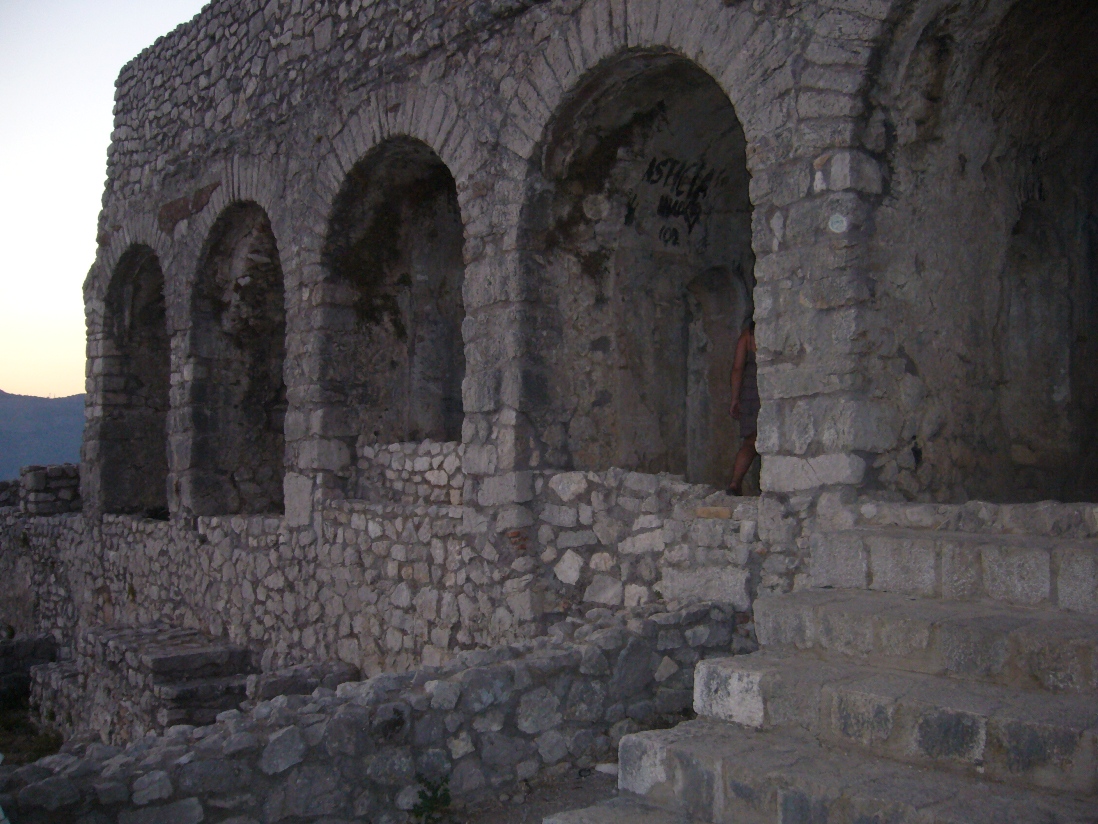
[739,398,760,439]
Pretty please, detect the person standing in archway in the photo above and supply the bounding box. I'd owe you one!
[728,320,759,496]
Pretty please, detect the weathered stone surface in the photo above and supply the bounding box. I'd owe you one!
[260,726,306,775]
[118,798,204,824]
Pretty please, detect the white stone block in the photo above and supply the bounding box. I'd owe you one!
[553,549,584,585]
[762,453,866,492]
[658,566,749,610]
[548,472,588,502]
[693,658,765,728]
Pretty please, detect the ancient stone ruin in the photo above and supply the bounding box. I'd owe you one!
[1,0,1096,822]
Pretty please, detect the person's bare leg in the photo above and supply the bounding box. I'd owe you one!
[728,435,757,495]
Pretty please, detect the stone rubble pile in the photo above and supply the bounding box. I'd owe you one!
[2,600,752,824]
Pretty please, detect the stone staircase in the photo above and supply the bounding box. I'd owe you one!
[32,624,258,745]
[548,500,1098,823]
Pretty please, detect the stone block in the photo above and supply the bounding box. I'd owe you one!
[131,770,172,805]
[762,453,866,492]
[477,472,534,506]
[827,149,883,194]
[283,473,313,526]
[693,657,766,728]
[517,686,563,733]
[554,550,584,585]
[260,725,306,775]
[620,530,666,554]
[548,472,588,502]
[17,776,80,811]
[1056,547,1098,613]
[658,567,750,610]
[809,531,867,588]
[867,534,938,596]
[982,544,1050,606]
[584,574,623,606]
[541,504,579,528]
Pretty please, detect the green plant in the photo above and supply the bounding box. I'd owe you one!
[411,777,451,824]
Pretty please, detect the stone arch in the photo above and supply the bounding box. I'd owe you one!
[184,201,287,515]
[87,244,171,516]
[871,0,1098,502]
[320,136,467,497]
[517,51,755,485]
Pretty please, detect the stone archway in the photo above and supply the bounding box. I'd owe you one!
[94,244,171,516]
[186,202,286,515]
[519,53,755,487]
[321,137,466,496]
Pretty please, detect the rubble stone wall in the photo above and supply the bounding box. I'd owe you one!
[356,440,466,505]
[2,603,752,824]
[0,469,770,683]
[16,466,82,517]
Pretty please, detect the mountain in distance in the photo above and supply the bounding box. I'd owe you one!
[0,390,84,480]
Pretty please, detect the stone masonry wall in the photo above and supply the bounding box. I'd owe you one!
[356,441,465,505]
[2,602,753,824]
[0,470,767,686]
[16,466,81,517]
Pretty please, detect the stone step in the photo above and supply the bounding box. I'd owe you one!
[617,720,1097,823]
[811,527,1098,612]
[838,500,1098,539]
[37,624,262,744]
[85,625,256,681]
[151,672,251,728]
[755,589,1098,694]
[694,652,1098,794]
[545,796,694,824]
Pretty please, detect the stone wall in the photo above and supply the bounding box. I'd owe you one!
[861,0,1098,503]
[2,602,752,824]
[0,469,766,686]
[16,466,81,517]
[356,441,465,505]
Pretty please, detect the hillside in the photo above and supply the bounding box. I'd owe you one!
[0,390,84,480]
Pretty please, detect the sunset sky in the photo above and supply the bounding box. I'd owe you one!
[0,0,208,398]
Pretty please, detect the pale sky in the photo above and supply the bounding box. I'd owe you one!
[0,0,208,398]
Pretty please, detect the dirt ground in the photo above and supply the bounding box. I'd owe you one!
[449,768,618,824]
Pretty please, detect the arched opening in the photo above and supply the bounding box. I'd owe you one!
[189,203,286,515]
[988,0,1098,501]
[874,0,1098,502]
[519,53,755,486]
[97,245,170,516]
[321,137,466,495]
